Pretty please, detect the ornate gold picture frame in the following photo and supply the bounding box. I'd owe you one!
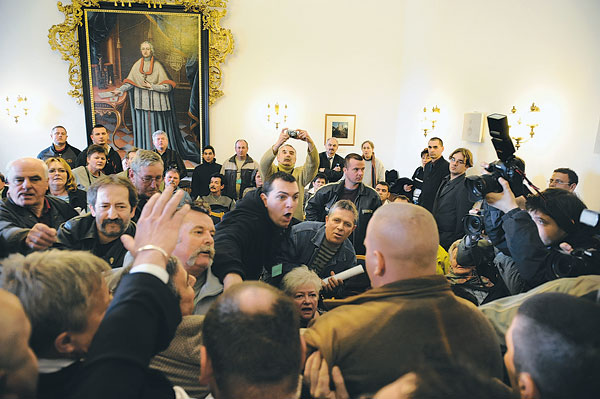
[48,0,234,163]
[49,0,233,106]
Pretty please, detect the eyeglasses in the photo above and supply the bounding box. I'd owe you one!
[449,157,465,165]
[548,178,569,186]
[140,175,163,183]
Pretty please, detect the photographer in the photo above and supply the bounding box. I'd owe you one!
[485,180,599,290]
[260,128,319,221]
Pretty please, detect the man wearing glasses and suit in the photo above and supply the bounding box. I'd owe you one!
[432,148,475,250]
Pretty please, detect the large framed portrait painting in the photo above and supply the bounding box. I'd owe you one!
[78,3,209,165]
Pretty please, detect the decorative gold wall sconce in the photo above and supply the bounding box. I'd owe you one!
[267,102,288,130]
[4,95,29,123]
[419,105,440,137]
[508,103,540,150]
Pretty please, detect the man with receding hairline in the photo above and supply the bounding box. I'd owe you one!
[0,157,77,257]
[200,281,303,399]
[260,128,319,220]
[318,137,344,183]
[221,139,259,199]
[303,203,503,397]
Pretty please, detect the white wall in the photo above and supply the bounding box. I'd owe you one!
[1,0,599,205]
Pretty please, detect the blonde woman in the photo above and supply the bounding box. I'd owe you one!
[45,157,87,213]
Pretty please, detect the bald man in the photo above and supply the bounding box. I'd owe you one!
[303,203,503,397]
[0,289,38,399]
[200,282,302,399]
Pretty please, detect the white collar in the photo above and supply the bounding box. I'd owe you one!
[38,358,76,373]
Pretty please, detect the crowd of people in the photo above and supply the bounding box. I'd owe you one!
[0,124,599,399]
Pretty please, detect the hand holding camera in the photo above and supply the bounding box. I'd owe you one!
[484,177,519,213]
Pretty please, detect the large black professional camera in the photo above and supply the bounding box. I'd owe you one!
[551,209,600,278]
[465,114,526,201]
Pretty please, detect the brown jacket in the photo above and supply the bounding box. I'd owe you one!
[303,275,503,396]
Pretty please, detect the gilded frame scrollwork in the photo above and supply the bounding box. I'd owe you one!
[48,0,234,105]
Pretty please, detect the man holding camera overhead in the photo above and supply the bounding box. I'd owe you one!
[260,128,319,221]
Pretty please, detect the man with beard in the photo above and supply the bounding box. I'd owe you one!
[56,175,137,268]
[171,198,222,315]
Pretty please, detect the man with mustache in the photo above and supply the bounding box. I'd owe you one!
[200,173,235,215]
[171,198,222,315]
[56,175,137,268]
[0,158,77,258]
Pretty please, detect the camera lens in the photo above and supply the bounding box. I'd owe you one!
[464,215,483,235]
[464,174,502,201]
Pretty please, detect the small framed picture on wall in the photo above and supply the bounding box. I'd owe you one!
[324,114,356,146]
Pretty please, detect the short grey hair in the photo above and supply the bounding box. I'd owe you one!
[328,199,358,224]
[281,266,322,297]
[6,158,49,180]
[152,130,167,141]
[279,144,296,153]
[130,149,163,175]
[0,250,110,355]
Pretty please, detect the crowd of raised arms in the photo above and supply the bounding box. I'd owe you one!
[0,123,598,399]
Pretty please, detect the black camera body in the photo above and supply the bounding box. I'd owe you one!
[465,114,526,201]
[287,130,299,138]
[551,209,600,278]
[463,211,485,238]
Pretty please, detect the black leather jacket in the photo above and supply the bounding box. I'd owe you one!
[56,213,136,268]
[0,196,77,257]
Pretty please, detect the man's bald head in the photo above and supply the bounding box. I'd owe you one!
[201,282,302,399]
[365,203,439,287]
[0,289,38,399]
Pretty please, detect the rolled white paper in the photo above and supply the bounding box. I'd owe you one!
[322,265,364,284]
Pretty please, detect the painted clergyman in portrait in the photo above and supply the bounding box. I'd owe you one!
[84,9,205,164]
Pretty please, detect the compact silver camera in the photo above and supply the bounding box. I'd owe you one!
[287,130,299,138]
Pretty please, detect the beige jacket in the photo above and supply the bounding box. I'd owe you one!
[260,145,319,220]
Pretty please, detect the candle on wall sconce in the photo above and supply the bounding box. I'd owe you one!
[4,95,29,123]
[419,105,440,137]
[509,103,540,150]
[267,102,288,129]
